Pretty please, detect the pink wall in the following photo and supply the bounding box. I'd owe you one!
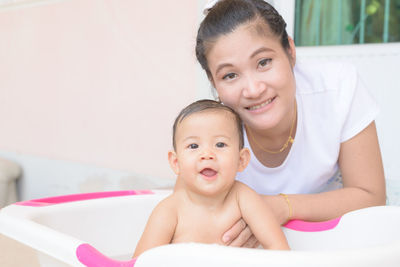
[0,0,197,179]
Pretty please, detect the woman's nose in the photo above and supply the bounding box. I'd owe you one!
[242,75,266,98]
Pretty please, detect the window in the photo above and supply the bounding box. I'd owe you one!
[294,0,400,46]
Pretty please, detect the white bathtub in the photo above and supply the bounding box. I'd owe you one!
[0,190,400,267]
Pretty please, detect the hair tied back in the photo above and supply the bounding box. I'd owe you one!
[203,0,220,15]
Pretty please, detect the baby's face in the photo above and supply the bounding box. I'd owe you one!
[171,110,248,196]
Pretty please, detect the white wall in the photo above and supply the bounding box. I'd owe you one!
[0,0,201,200]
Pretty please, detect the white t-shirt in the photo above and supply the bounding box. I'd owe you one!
[236,61,379,195]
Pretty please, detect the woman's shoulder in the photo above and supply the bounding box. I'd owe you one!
[294,60,357,95]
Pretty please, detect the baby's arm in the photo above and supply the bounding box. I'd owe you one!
[236,182,290,250]
[133,196,178,258]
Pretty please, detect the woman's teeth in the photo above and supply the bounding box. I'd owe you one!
[248,98,273,110]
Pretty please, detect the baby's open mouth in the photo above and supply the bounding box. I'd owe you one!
[200,168,217,177]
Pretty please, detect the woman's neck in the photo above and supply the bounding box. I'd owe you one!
[246,101,297,153]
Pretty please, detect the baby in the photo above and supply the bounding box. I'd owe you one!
[133,99,289,257]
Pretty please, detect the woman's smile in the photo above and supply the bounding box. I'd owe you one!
[246,96,276,112]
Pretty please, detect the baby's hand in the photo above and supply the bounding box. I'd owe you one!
[222,218,260,248]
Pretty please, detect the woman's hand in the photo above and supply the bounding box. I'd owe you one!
[222,219,260,248]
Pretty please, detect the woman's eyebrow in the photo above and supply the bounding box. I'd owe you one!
[215,63,234,76]
[250,47,274,59]
[214,47,274,76]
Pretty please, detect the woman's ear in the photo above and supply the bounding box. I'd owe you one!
[287,36,296,67]
[238,148,250,172]
[208,75,222,103]
[168,151,180,175]
[208,74,216,88]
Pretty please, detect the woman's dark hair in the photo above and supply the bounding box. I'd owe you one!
[196,0,289,79]
[172,99,244,150]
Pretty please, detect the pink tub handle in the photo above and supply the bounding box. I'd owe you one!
[283,217,342,232]
[15,190,153,207]
[76,243,137,267]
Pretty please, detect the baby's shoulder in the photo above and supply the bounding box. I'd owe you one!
[231,180,255,192]
[153,192,180,214]
[229,181,258,200]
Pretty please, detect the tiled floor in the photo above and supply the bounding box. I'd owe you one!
[0,233,40,267]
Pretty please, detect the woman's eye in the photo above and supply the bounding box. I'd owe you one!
[222,73,237,80]
[188,144,198,149]
[258,58,271,68]
[216,142,226,148]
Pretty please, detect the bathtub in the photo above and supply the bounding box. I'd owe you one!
[0,190,400,267]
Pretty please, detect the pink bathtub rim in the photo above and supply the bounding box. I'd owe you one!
[283,217,342,232]
[76,243,137,267]
[14,190,154,207]
[11,189,342,266]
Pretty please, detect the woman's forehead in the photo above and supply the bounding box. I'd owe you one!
[211,20,274,48]
[207,22,281,66]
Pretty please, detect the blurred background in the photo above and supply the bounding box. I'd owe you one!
[0,0,399,206]
[0,0,399,266]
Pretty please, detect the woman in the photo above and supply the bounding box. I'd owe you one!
[196,0,386,247]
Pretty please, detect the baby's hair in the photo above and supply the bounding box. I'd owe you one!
[196,0,289,79]
[172,99,244,150]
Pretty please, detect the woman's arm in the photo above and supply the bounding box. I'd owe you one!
[276,121,386,223]
[133,197,177,258]
[223,121,386,244]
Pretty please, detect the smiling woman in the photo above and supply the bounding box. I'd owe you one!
[206,22,297,141]
[196,0,386,248]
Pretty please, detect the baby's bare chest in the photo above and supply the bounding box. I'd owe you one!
[172,203,242,245]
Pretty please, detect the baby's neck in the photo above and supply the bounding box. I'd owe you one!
[187,191,231,211]
[175,183,233,211]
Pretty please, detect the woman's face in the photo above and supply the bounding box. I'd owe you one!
[207,22,296,131]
